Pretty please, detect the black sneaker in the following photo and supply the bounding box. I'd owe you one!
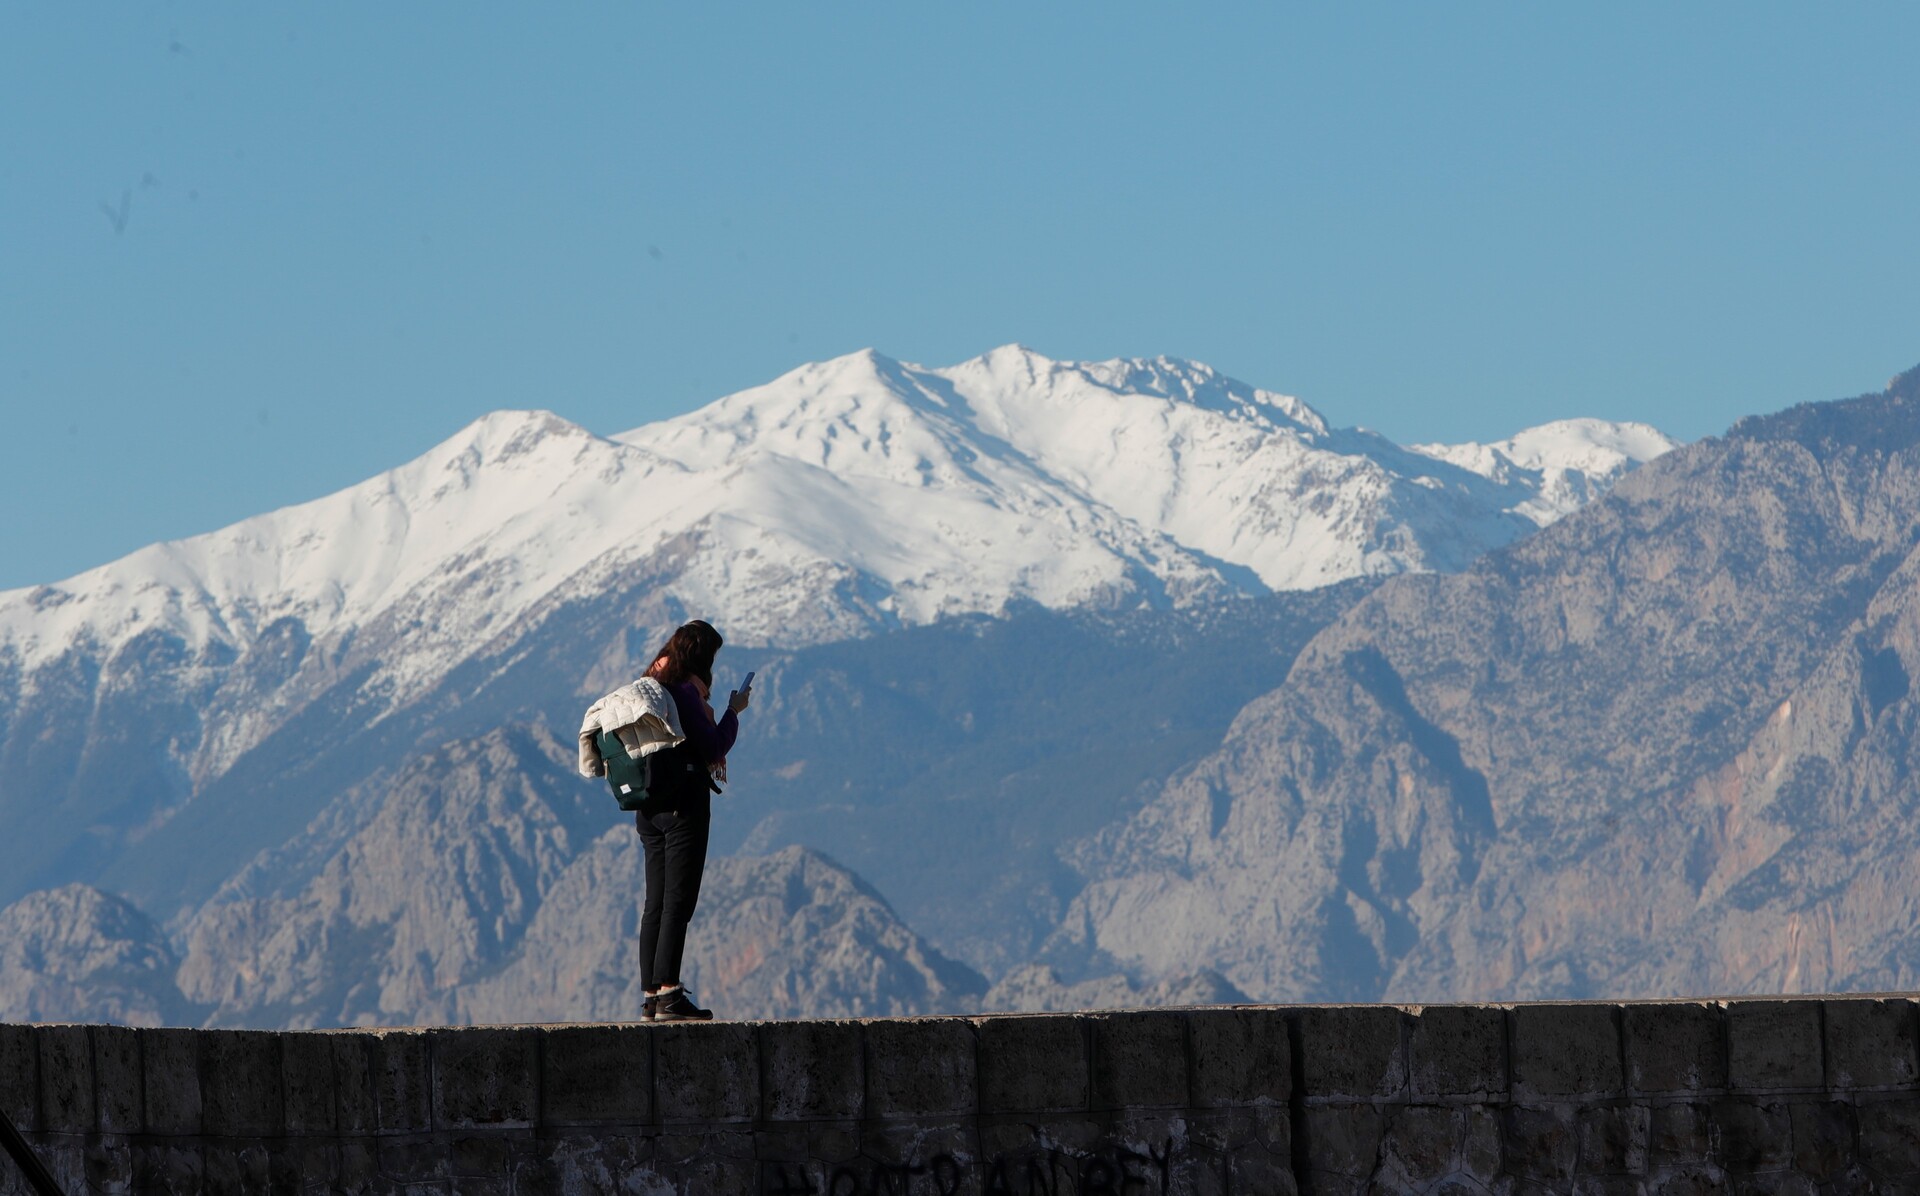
[653,989,713,1021]
[641,993,660,1022]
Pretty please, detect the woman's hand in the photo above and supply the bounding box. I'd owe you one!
[728,686,751,714]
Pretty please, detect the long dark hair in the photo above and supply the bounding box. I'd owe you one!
[647,620,724,687]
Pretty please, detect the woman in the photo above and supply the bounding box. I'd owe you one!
[636,619,749,1021]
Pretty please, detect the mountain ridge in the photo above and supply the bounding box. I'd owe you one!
[1050,366,1920,1002]
[0,345,1685,1024]
[0,346,1672,875]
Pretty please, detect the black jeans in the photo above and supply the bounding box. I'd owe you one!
[635,789,711,991]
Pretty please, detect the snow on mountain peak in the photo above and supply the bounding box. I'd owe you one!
[0,348,1674,723]
[1412,418,1681,526]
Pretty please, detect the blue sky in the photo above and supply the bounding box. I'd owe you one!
[6,4,1920,589]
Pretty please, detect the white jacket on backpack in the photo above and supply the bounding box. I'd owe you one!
[577,677,687,779]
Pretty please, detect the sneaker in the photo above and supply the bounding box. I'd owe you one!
[641,993,660,1022]
[653,988,713,1022]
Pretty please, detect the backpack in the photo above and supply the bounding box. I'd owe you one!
[597,730,708,811]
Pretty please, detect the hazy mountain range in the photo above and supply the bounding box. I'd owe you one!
[1,343,1802,1026]
[1048,368,1920,1003]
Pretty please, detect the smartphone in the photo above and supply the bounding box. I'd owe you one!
[740,671,755,691]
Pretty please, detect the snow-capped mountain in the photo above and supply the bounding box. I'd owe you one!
[0,344,1697,1027]
[0,345,1673,702]
[0,345,1672,918]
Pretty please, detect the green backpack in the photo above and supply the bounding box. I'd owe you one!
[597,731,706,811]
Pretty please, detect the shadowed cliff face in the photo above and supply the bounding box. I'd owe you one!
[1062,373,1920,1002]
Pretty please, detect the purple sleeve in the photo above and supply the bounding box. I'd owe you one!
[670,681,739,764]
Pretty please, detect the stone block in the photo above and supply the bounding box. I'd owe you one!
[1179,1106,1257,1157]
[132,1141,203,1195]
[1076,1144,1171,1196]
[863,1018,976,1118]
[36,1025,94,1133]
[1410,1004,1506,1098]
[1858,1099,1920,1179]
[378,1133,450,1185]
[1644,1165,1731,1196]
[140,1027,202,1136]
[202,1138,272,1196]
[1377,1104,1458,1186]
[542,1024,651,1126]
[285,1139,339,1192]
[857,1120,975,1176]
[1825,997,1918,1089]
[1188,1007,1290,1111]
[1502,1105,1576,1182]
[1649,1103,1713,1167]
[91,1024,142,1136]
[198,1029,284,1137]
[809,1118,863,1164]
[1511,1004,1621,1099]
[336,1139,378,1192]
[451,1134,512,1177]
[264,1139,302,1196]
[527,1132,656,1195]
[979,1114,1101,1158]
[1462,1105,1502,1181]
[30,1140,85,1196]
[976,1015,1088,1113]
[1302,1103,1383,1180]
[0,1024,35,1132]
[655,1021,759,1123]
[280,1031,337,1135]
[1791,1100,1855,1180]
[327,1032,377,1136]
[1625,1001,1726,1093]
[761,1019,863,1121]
[1229,1145,1298,1196]
[1576,1104,1647,1174]
[668,1152,759,1196]
[432,1027,536,1129]
[1711,1099,1792,1173]
[1107,1115,1190,1178]
[1090,1011,1188,1110]
[1297,1006,1408,1099]
[1727,1000,1823,1091]
[369,1029,433,1133]
[82,1135,133,1195]
[1298,1169,1363,1196]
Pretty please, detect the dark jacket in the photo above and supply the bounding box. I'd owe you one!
[663,679,738,766]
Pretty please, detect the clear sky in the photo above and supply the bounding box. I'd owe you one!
[7,4,1920,590]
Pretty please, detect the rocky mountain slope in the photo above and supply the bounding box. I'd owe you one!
[54,585,1363,1028]
[1054,366,1920,1002]
[15,726,989,1028]
[0,885,198,1026]
[0,346,1682,1027]
[462,843,987,1024]
[0,347,1663,922]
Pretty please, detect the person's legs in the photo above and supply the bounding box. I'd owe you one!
[635,811,668,994]
[651,793,712,990]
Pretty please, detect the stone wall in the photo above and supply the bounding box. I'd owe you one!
[3,996,1920,1194]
